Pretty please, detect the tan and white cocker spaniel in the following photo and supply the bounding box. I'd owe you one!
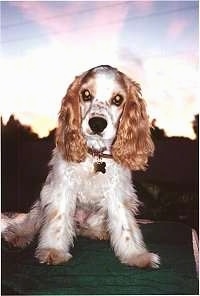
[2,65,160,268]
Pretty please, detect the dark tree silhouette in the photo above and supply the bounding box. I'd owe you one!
[192,114,199,140]
[2,114,38,142]
[150,119,166,141]
[2,115,39,212]
[46,128,56,142]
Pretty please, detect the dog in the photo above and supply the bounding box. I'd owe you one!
[2,65,160,268]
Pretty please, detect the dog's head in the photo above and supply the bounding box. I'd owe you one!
[56,65,154,170]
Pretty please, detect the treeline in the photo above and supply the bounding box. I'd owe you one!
[1,113,199,143]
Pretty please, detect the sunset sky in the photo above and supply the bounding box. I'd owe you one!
[1,1,199,138]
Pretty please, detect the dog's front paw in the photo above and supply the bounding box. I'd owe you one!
[121,252,160,269]
[35,248,72,265]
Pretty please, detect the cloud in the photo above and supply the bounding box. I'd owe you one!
[1,42,198,139]
[2,2,198,139]
[3,0,131,123]
[10,2,130,72]
[117,47,145,82]
[142,56,198,138]
[12,2,129,44]
[115,47,198,139]
[132,0,154,15]
[167,18,189,40]
[12,2,77,36]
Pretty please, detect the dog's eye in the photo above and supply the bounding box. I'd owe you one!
[112,94,124,106]
[81,89,92,101]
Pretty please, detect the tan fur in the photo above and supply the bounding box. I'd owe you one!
[78,227,109,241]
[112,79,154,170]
[35,248,72,265]
[2,202,42,248]
[56,75,87,162]
[45,210,59,223]
[121,252,158,268]
[4,225,35,248]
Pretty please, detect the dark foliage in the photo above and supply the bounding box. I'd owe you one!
[1,115,39,142]
[192,114,199,139]
[135,180,198,231]
[150,119,166,141]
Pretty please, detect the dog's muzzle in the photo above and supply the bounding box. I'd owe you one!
[88,116,107,134]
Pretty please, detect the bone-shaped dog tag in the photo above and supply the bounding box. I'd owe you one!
[94,161,106,174]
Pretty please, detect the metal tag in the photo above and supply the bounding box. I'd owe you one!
[94,161,106,174]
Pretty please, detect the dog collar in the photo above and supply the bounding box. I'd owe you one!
[87,147,112,159]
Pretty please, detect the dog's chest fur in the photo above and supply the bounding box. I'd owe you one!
[74,156,114,204]
[50,149,131,218]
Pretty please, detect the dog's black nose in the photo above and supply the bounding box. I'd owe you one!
[89,117,107,134]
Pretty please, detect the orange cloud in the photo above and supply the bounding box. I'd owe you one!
[167,18,189,40]
[12,2,80,39]
[12,2,129,43]
[130,0,154,15]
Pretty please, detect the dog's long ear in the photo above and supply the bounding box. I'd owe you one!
[56,75,87,162]
[112,79,154,170]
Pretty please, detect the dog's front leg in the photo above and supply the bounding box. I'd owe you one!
[35,176,77,265]
[106,188,160,268]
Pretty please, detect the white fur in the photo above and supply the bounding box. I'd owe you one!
[81,71,126,151]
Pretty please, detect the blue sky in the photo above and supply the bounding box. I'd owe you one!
[1,1,199,138]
